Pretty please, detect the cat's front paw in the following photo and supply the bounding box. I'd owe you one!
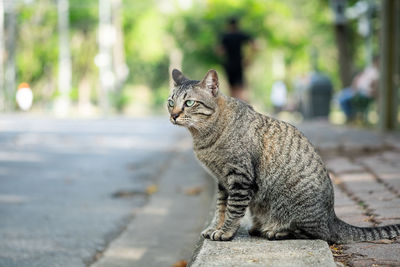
[201,227,215,239]
[209,229,234,241]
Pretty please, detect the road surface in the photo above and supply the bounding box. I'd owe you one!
[0,116,210,267]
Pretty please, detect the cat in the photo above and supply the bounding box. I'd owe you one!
[167,68,400,244]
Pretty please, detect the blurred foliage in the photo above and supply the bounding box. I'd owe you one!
[17,0,58,104]
[10,0,380,113]
[168,0,379,109]
[168,0,336,107]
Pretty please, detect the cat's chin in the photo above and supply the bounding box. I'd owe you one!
[170,119,185,127]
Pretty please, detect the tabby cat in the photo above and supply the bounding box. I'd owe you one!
[167,68,400,244]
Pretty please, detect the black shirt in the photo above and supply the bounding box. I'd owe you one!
[221,31,252,66]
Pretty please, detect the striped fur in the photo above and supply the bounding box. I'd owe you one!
[168,69,400,244]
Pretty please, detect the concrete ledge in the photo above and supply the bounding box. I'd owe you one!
[188,186,336,266]
[190,227,336,267]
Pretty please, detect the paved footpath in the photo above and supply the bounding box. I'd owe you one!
[298,121,400,266]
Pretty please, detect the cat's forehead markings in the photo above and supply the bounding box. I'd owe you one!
[175,86,187,98]
[175,80,200,97]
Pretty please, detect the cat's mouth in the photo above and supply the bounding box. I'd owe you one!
[170,116,183,126]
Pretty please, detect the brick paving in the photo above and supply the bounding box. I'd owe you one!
[295,121,400,266]
[321,134,400,266]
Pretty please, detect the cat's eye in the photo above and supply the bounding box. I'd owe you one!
[185,100,195,107]
[168,99,174,107]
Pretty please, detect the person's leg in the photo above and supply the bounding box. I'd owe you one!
[226,65,248,102]
[338,88,355,121]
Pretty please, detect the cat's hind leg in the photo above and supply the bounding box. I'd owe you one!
[265,229,292,240]
[248,204,293,239]
[248,216,263,237]
[260,221,295,240]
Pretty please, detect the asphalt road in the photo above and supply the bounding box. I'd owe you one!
[0,116,187,267]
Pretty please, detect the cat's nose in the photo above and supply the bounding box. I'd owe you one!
[171,113,180,121]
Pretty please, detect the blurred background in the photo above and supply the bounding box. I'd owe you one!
[1,1,400,266]
[0,0,399,130]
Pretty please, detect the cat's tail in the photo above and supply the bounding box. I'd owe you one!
[329,216,400,244]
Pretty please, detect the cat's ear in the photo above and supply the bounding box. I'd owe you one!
[201,69,219,96]
[172,69,189,86]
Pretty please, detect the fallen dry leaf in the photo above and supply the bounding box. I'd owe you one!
[146,184,158,195]
[363,216,376,222]
[332,179,343,185]
[172,260,187,267]
[330,244,343,252]
[184,186,204,196]
[112,190,146,198]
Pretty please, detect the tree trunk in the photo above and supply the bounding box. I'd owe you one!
[169,48,183,89]
[57,0,72,114]
[379,0,400,131]
[112,0,128,92]
[98,0,114,114]
[334,24,353,88]
[5,1,16,111]
[0,0,4,110]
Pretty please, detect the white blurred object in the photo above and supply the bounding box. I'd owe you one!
[270,80,287,108]
[54,97,70,117]
[16,83,33,111]
[355,65,379,97]
[272,51,286,79]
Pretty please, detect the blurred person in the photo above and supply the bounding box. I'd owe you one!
[338,74,358,121]
[356,55,379,99]
[338,56,379,122]
[338,76,357,121]
[217,17,256,102]
[270,80,287,114]
[16,83,33,111]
